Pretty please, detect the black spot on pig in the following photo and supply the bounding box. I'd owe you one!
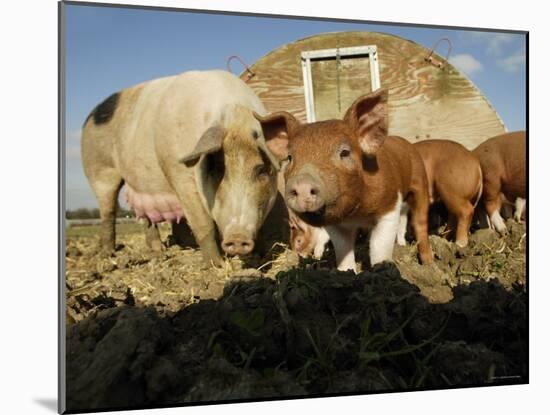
[84,92,120,126]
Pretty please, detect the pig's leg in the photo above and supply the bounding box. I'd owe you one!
[455,203,474,248]
[172,177,222,267]
[409,190,434,264]
[488,204,506,234]
[485,195,506,235]
[500,199,515,219]
[88,170,123,253]
[515,197,526,222]
[482,176,507,235]
[396,202,409,246]
[473,204,491,229]
[439,188,474,248]
[449,201,474,248]
[144,219,164,252]
[326,225,358,272]
[446,214,458,240]
[370,196,402,265]
[184,209,221,266]
[313,227,330,259]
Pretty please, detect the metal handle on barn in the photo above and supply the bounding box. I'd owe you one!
[425,38,452,71]
[226,55,256,82]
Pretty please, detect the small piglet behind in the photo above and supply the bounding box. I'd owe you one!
[473,131,526,234]
[256,89,433,272]
[412,140,483,247]
[288,210,330,259]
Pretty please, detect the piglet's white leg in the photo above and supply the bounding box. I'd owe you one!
[370,194,402,265]
[396,202,409,246]
[313,227,331,259]
[326,225,358,273]
[490,210,507,234]
[514,197,526,222]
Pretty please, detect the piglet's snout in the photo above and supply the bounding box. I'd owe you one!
[286,174,325,213]
[221,235,255,256]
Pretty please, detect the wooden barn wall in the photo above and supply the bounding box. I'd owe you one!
[241,31,506,149]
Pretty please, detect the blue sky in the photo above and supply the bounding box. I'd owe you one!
[64,3,527,209]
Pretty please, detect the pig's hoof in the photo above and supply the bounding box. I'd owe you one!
[336,262,358,274]
[150,240,165,252]
[496,227,508,237]
[455,239,468,248]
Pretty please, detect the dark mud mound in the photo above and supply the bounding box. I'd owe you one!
[66,264,527,412]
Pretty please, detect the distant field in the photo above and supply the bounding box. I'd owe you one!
[66,222,176,239]
[66,222,147,238]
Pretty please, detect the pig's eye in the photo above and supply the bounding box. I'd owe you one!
[254,163,270,179]
[337,143,354,167]
[287,154,293,163]
[339,149,351,159]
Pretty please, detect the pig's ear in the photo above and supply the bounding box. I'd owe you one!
[288,213,298,230]
[288,212,306,232]
[254,111,298,164]
[344,89,388,156]
[180,126,225,166]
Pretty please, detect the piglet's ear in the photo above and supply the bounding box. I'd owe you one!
[344,89,389,157]
[254,111,299,162]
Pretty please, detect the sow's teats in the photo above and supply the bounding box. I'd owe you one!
[81,70,283,265]
[123,186,184,224]
[256,89,434,273]
[473,131,526,235]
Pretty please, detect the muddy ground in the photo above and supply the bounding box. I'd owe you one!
[65,218,526,412]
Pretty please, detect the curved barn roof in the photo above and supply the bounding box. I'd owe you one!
[240,31,506,149]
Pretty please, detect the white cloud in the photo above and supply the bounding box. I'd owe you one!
[497,49,526,73]
[449,54,484,76]
[462,32,517,56]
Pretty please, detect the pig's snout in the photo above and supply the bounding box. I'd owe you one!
[286,174,325,213]
[221,234,255,256]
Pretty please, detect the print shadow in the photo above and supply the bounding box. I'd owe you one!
[34,398,57,412]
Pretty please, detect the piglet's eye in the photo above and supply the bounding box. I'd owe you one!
[287,154,293,162]
[339,149,351,159]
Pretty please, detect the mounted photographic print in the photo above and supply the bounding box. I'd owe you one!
[59,1,528,413]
